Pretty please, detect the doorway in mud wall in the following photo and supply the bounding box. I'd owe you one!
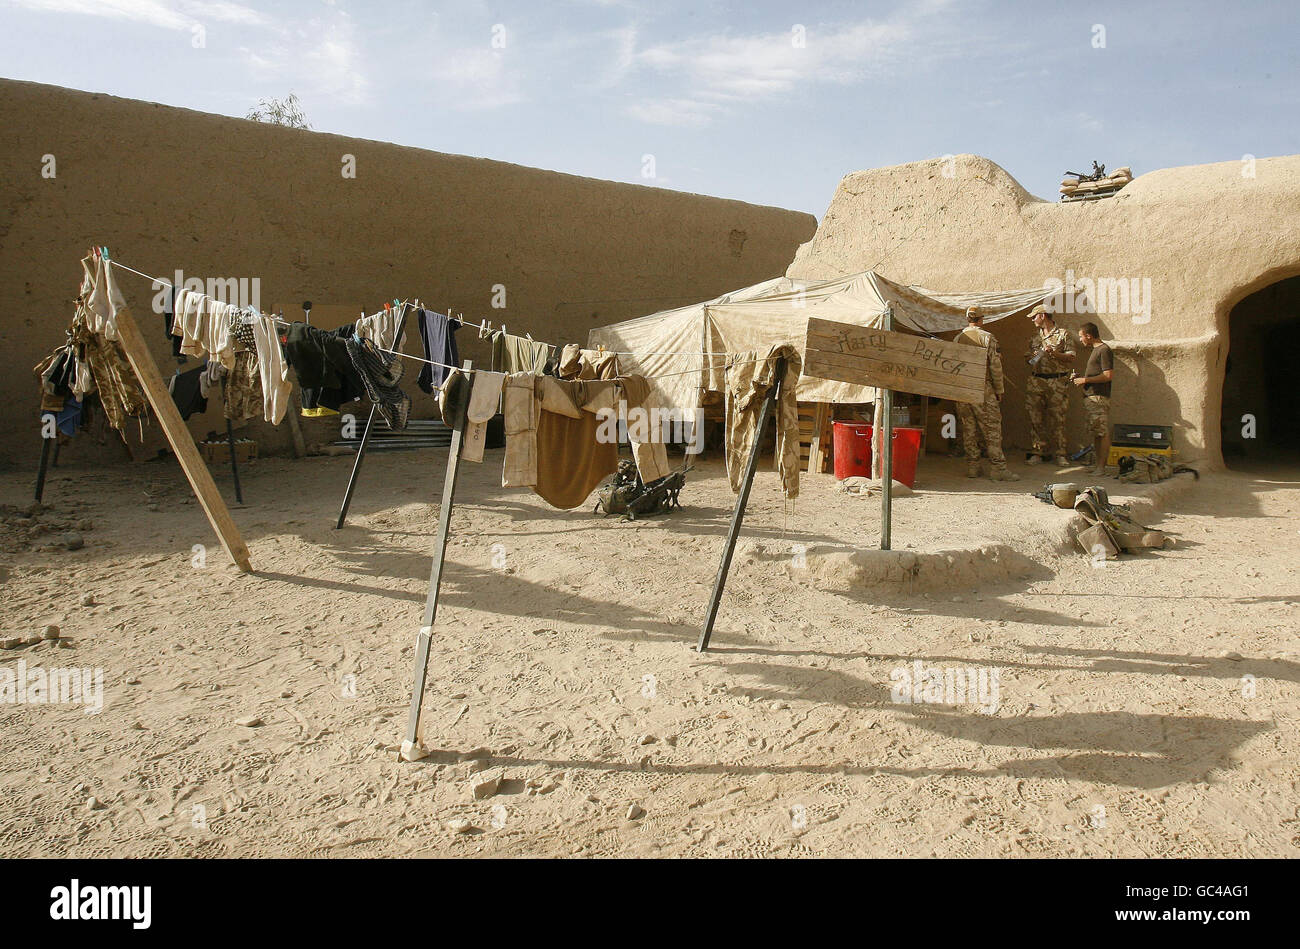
[1221,274,1300,467]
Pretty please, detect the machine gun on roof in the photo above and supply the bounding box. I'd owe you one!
[1064,161,1107,183]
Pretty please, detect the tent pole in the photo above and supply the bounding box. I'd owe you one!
[881,305,894,550]
[401,361,472,760]
[335,403,377,529]
[698,356,785,652]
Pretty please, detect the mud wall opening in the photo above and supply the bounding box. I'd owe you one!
[1221,275,1300,465]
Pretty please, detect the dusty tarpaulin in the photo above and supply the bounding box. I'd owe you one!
[589,270,1058,409]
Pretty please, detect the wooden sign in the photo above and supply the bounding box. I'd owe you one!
[803,317,989,404]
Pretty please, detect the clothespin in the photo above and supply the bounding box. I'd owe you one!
[100,246,111,261]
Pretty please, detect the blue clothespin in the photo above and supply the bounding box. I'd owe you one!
[100,246,111,261]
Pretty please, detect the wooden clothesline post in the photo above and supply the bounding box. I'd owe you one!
[400,360,472,761]
[697,355,786,652]
[102,248,253,572]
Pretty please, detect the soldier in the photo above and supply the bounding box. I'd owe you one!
[1072,322,1114,476]
[1024,304,1076,465]
[956,306,1019,482]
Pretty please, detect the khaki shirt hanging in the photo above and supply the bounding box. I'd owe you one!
[724,343,802,500]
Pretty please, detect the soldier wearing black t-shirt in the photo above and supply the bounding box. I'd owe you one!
[1072,322,1114,476]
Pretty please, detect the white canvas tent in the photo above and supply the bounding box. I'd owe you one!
[588,270,1059,410]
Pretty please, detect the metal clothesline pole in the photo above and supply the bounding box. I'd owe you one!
[697,355,786,653]
[334,305,410,528]
[401,360,473,761]
[335,404,377,529]
[34,431,54,503]
[881,305,894,550]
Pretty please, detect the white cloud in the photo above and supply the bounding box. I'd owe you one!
[6,0,269,30]
[236,14,370,106]
[8,0,365,104]
[626,96,720,128]
[626,0,959,126]
[427,47,524,110]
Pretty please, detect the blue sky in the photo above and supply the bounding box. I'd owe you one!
[2,0,1296,215]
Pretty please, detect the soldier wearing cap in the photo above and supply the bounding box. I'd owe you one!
[955,306,1020,481]
[1024,304,1076,465]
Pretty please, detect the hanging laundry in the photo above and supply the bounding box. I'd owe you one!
[461,370,506,463]
[53,394,84,437]
[502,374,540,491]
[501,373,664,509]
[223,349,262,422]
[83,255,119,341]
[34,340,77,411]
[69,320,147,433]
[724,343,802,500]
[171,289,237,369]
[345,336,411,430]
[230,306,258,351]
[355,307,407,351]
[437,367,468,422]
[618,374,672,484]
[251,316,291,425]
[61,260,148,435]
[161,283,183,358]
[169,366,208,421]
[557,343,620,381]
[491,330,552,375]
[199,359,224,401]
[283,322,365,416]
[417,309,458,393]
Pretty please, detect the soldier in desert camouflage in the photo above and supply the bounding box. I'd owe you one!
[1024,304,1076,465]
[956,306,1019,482]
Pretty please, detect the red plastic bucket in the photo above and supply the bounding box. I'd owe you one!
[832,422,873,479]
[832,423,923,488]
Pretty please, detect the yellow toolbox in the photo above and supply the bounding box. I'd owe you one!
[1108,444,1173,467]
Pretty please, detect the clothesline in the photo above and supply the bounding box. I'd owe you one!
[106,255,809,361]
[108,259,295,328]
[374,344,777,383]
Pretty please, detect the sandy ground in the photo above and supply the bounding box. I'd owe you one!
[1,444,1296,858]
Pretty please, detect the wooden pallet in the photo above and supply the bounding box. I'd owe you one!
[797,402,832,473]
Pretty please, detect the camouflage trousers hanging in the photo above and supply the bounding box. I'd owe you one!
[70,316,148,433]
[1025,375,1070,456]
[958,390,1007,469]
